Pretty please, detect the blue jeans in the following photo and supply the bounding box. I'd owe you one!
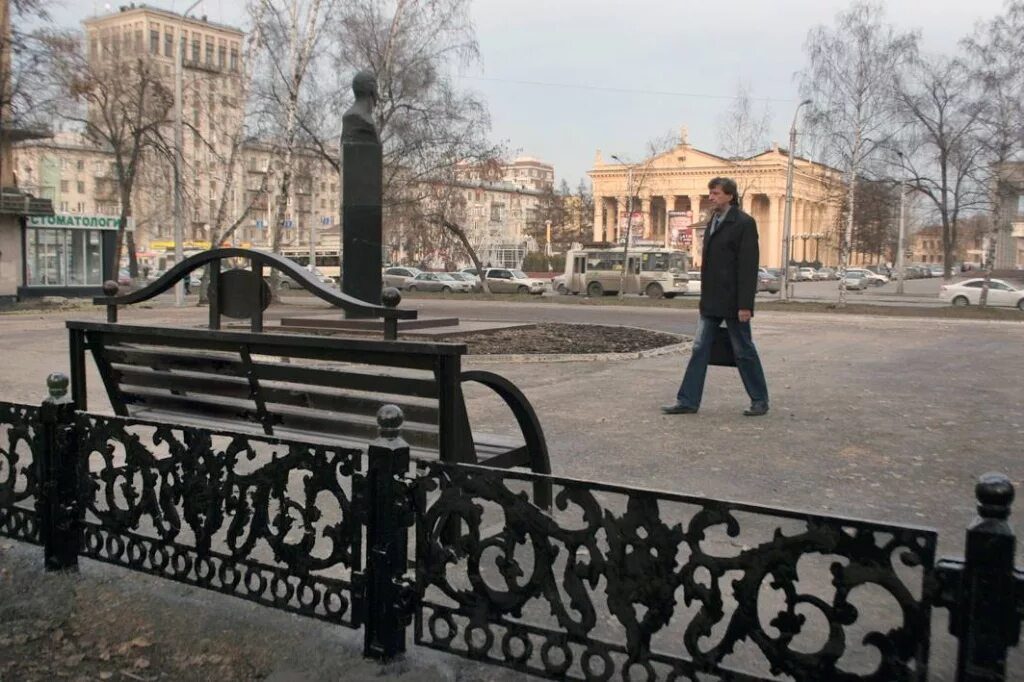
[675,315,769,408]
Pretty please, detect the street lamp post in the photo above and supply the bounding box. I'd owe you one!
[611,154,634,299]
[780,98,812,302]
[173,0,203,306]
[896,176,907,295]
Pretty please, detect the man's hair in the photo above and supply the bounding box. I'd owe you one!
[708,176,740,206]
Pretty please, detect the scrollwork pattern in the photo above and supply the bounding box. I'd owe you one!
[0,401,40,543]
[75,413,363,626]
[414,461,936,682]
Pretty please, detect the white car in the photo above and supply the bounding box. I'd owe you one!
[482,268,547,294]
[841,271,870,291]
[798,267,817,281]
[939,278,1024,310]
[403,272,473,293]
[845,268,888,286]
[685,271,701,295]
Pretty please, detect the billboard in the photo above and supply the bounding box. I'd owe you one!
[668,210,693,248]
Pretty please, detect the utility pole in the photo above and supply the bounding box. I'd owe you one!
[173,1,202,306]
[780,99,812,302]
[896,177,906,295]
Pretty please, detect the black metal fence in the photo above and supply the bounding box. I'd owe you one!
[1,377,1022,681]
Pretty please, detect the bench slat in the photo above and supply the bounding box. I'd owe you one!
[112,366,441,424]
[121,387,441,449]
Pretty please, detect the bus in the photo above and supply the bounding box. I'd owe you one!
[561,246,690,298]
[280,247,342,283]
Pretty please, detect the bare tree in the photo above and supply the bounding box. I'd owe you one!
[613,133,678,299]
[962,2,1024,304]
[301,0,492,252]
[892,55,985,281]
[250,0,334,273]
[799,1,917,306]
[716,80,773,204]
[42,30,174,279]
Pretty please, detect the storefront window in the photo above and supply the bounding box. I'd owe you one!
[26,228,104,287]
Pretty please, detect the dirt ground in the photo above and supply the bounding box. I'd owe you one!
[437,322,681,354]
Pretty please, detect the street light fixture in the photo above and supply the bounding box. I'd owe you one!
[173,0,203,306]
[780,98,812,302]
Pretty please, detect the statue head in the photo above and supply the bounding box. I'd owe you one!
[352,70,378,104]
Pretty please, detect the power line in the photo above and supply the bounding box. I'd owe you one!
[455,75,798,103]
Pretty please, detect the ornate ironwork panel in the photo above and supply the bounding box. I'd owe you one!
[75,413,364,627]
[413,461,937,682]
[0,401,41,544]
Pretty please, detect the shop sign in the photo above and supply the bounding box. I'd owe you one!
[27,214,134,231]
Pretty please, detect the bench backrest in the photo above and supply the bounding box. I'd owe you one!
[67,321,474,461]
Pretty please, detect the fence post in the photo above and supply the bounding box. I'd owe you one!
[36,372,82,572]
[363,404,413,661]
[937,472,1024,682]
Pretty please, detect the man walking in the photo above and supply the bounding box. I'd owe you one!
[662,177,769,416]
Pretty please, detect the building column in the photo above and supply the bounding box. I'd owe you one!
[663,195,676,247]
[688,195,702,223]
[637,195,651,240]
[768,194,785,267]
[592,196,604,242]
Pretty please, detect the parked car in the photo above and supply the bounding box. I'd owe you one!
[866,264,892,278]
[275,266,336,290]
[814,267,837,280]
[929,264,945,278]
[382,266,422,289]
[685,271,702,296]
[846,268,888,286]
[757,268,780,293]
[796,267,817,281]
[841,271,870,291]
[481,268,547,294]
[551,274,569,295]
[404,272,473,293]
[447,272,481,292]
[939,278,1024,310]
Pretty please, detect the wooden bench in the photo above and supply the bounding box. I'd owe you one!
[66,248,551,505]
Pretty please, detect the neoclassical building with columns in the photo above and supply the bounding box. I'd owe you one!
[588,131,843,268]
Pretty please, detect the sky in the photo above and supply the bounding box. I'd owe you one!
[66,0,1008,186]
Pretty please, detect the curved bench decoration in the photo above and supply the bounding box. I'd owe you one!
[460,369,552,509]
[95,247,415,338]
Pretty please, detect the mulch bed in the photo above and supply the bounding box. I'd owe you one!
[436,323,683,355]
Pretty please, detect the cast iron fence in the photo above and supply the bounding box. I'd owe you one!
[1,377,1023,681]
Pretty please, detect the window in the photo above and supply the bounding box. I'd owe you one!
[191,38,200,62]
[206,39,214,65]
[230,48,239,71]
[1017,194,1024,215]
[76,160,84,171]
[219,45,227,68]
[963,281,984,288]
[165,32,173,57]
[60,180,68,193]
[76,181,85,194]
[26,228,104,286]
[149,29,159,54]
[490,203,504,222]
[135,29,143,53]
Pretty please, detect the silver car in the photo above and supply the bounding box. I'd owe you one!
[382,266,422,289]
[404,272,472,293]
[841,271,869,290]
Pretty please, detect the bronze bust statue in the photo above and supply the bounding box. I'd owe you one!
[341,70,379,144]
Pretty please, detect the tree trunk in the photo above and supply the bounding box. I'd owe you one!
[442,220,490,294]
